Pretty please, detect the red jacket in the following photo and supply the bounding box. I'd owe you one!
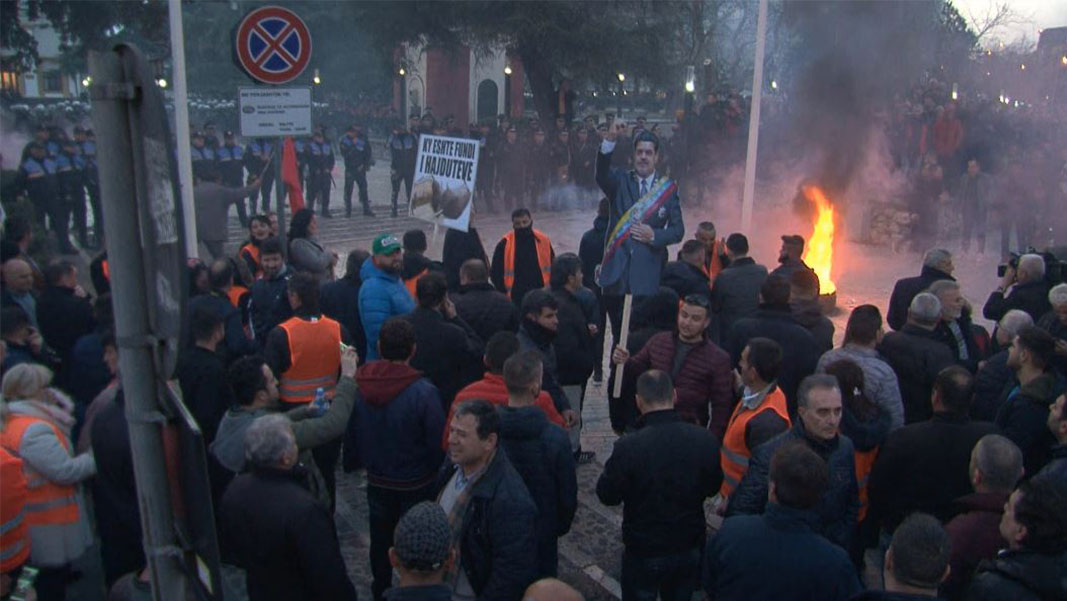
[443,373,564,449]
[626,331,736,439]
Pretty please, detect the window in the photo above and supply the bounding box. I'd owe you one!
[1,71,19,92]
[41,71,63,94]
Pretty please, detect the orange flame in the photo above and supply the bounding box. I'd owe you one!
[801,186,837,295]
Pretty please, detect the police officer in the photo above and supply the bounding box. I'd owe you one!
[527,128,552,211]
[387,120,418,218]
[203,121,221,150]
[496,126,526,213]
[244,137,275,213]
[340,124,374,218]
[190,131,218,182]
[56,138,90,249]
[76,127,103,247]
[217,131,249,226]
[305,128,335,217]
[18,142,75,254]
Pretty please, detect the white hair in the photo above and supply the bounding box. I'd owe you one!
[998,310,1034,339]
[244,414,296,468]
[909,292,942,326]
[925,279,960,299]
[1050,283,1067,308]
[922,248,953,271]
[1017,254,1045,281]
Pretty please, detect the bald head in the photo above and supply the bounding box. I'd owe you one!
[2,259,34,294]
[523,578,584,601]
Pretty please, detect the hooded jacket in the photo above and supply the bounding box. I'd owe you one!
[359,257,416,361]
[792,299,834,355]
[497,405,577,577]
[995,372,1060,477]
[342,361,445,489]
[518,320,572,413]
[942,491,1010,601]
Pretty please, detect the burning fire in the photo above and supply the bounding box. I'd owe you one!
[801,185,837,295]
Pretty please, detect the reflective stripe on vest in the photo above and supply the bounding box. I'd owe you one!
[0,447,30,572]
[279,316,342,403]
[719,387,791,499]
[0,416,80,528]
[854,446,879,522]
[501,229,552,298]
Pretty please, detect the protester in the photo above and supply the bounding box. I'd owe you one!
[344,317,446,601]
[1042,394,1067,477]
[321,248,371,361]
[287,209,337,278]
[694,221,726,285]
[852,513,951,601]
[238,215,272,278]
[1,258,39,328]
[193,171,260,261]
[789,269,834,354]
[887,249,955,331]
[247,237,292,345]
[522,578,584,601]
[1,306,58,374]
[452,258,518,343]
[548,254,596,458]
[385,502,455,600]
[517,290,578,429]
[174,308,234,446]
[817,304,905,429]
[438,399,538,599]
[998,326,1059,476]
[728,374,859,550]
[709,233,767,344]
[878,293,956,424]
[442,225,489,292]
[941,434,1024,601]
[972,310,1033,421]
[928,279,985,373]
[36,260,94,375]
[597,370,722,601]
[704,442,861,601]
[490,208,554,306]
[360,232,416,361]
[983,254,1051,325]
[220,415,358,601]
[769,234,819,293]
[661,240,710,301]
[497,351,577,578]
[186,259,257,364]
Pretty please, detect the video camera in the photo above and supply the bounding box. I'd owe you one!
[998,247,1065,285]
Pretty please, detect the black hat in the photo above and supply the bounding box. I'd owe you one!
[781,234,805,248]
[393,502,451,571]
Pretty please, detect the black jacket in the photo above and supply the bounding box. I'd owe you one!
[704,504,861,601]
[549,288,596,386]
[320,276,368,362]
[497,406,577,577]
[726,305,821,414]
[967,549,1067,601]
[792,299,835,355]
[434,449,538,600]
[220,466,358,601]
[973,350,1014,422]
[517,321,571,413]
[710,256,767,344]
[404,307,483,409]
[887,265,955,331]
[1036,311,1067,376]
[490,228,554,307]
[249,267,293,346]
[36,284,95,367]
[174,345,235,444]
[983,280,1051,325]
[383,585,452,601]
[852,591,947,601]
[661,260,710,302]
[188,291,257,364]
[878,324,957,424]
[578,216,608,294]
[995,372,1059,477]
[596,409,723,558]
[442,227,489,291]
[934,313,985,373]
[728,421,859,551]
[452,282,519,344]
[867,412,997,532]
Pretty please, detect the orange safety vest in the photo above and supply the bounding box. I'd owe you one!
[240,243,262,278]
[854,446,879,522]
[278,316,342,403]
[228,285,250,308]
[501,229,552,298]
[0,446,30,572]
[0,416,81,531]
[404,267,429,300]
[700,240,725,288]
[719,386,791,499]
[101,258,110,282]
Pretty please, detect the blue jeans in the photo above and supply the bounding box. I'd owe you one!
[621,547,702,601]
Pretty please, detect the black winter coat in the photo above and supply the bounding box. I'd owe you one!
[973,350,1014,421]
[967,549,1067,601]
[983,280,1051,325]
[36,285,95,367]
[404,307,483,409]
[320,276,368,362]
[249,268,292,346]
[434,449,538,600]
[443,228,490,291]
[995,373,1059,477]
[220,467,358,601]
[728,422,859,551]
[867,412,997,532]
[792,299,835,355]
[661,260,710,302]
[596,409,723,558]
[887,265,955,331]
[934,313,986,373]
[452,282,519,344]
[710,256,767,344]
[549,288,596,386]
[726,305,821,414]
[578,216,608,295]
[1036,311,1067,376]
[878,324,957,424]
[498,406,578,577]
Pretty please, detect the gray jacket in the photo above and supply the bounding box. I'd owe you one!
[957,171,993,214]
[816,344,905,430]
[4,400,96,567]
[194,181,258,243]
[710,257,768,343]
[289,236,333,278]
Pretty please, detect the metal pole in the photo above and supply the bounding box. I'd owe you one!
[276,136,287,257]
[89,50,187,601]
[740,0,768,233]
[168,0,198,257]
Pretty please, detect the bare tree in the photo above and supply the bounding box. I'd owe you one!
[964,1,1033,46]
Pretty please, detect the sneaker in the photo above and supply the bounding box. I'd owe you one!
[575,450,596,465]
[592,370,603,384]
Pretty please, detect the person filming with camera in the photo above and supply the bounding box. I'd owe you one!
[983,253,1051,325]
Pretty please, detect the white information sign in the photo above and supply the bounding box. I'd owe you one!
[409,134,480,232]
[238,87,312,137]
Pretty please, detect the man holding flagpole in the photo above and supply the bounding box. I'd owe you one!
[595,123,685,341]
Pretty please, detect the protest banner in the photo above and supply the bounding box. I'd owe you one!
[409,134,480,232]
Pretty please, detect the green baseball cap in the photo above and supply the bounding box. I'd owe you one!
[372,232,402,255]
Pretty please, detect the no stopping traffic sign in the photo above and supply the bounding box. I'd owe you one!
[235,6,312,85]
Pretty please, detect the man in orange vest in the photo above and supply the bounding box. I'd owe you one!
[401,229,441,299]
[719,337,791,507]
[185,259,257,364]
[695,221,727,286]
[490,208,554,306]
[0,446,30,585]
[262,271,351,503]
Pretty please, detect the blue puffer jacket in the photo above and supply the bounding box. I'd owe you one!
[358,258,415,361]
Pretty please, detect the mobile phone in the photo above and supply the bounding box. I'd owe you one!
[10,565,39,601]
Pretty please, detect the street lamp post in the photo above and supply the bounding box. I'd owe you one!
[504,64,513,118]
[617,72,625,119]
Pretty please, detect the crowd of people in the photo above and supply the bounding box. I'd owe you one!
[2,104,1066,601]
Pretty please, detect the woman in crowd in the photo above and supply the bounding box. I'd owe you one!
[287,208,336,279]
[238,215,272,279]
[0,364,96,601]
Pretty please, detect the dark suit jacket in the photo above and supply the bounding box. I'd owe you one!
[886,265,955,331]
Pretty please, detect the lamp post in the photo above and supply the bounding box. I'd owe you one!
[617,72,625,118]
[504,64,512,118]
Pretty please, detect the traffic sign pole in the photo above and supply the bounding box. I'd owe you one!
[168,0,197,257]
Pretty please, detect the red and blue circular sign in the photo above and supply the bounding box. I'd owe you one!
[235,6,312,85]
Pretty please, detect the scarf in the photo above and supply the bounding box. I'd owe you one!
[443,450,494,585]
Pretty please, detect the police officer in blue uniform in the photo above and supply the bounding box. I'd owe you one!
[305,128,335,217]
[218,130,249,226]
[56,138,90,249]
[190,131,218,181]
[244,138,275,213]
[18,142,75,254]
[74,127,103,248]
[340,124,374,218]
[387,119,418,218]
